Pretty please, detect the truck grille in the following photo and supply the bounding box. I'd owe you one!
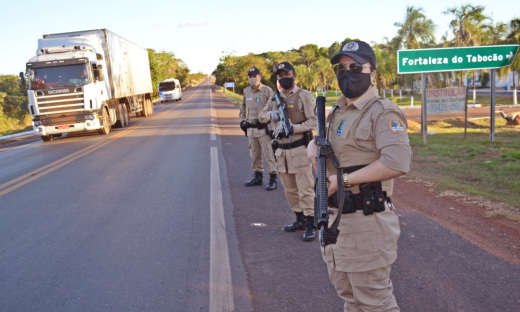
[36,91,85,115]
[40,112,86,126]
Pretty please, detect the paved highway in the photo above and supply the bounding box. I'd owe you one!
[0,81,518,311]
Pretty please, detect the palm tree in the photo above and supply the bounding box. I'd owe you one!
[312,57,335,93]
[394,6,436,94]
[443,4,488,87]
[443,4,488,46]
[394,6,436,49]
[506,18,520,104]
[482,18,508,45]
[482,17,510,90]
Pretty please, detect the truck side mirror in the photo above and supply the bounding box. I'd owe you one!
[94,65,104,82]
[19,72,26,89]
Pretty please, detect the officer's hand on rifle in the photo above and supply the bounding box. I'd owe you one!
[270,110,280,121]
[307,139,318,171]
[278,122,293,138]
[326,174,339,197]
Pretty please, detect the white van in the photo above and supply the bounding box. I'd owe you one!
[158,78,182,102]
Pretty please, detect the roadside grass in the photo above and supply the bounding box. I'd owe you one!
[0,115,32,137]
[408,117,520,221]
[222,90,243,106]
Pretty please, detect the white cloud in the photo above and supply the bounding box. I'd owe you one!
[178,20,215,28]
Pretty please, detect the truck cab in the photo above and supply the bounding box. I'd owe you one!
[158,78,182,102]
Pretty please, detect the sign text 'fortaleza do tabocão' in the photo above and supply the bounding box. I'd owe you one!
[426,88,466,114]
[398,45,519,74]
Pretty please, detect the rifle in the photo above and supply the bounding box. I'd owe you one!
[271,89,293,141]
[314,96,343,246]
[314,96,330,246]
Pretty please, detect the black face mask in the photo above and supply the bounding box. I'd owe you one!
[279,77,294,90]
[337,71,372,98]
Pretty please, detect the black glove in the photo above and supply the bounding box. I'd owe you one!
[240,120,250,136]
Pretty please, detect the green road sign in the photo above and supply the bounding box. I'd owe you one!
[397,45,519,74]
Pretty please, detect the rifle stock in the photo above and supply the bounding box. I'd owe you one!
[314,95,329,246]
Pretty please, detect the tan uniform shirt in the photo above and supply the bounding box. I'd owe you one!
[326,85,412,195]
[259,85,317,173]
[240,84,274,138]
[323,85,412,272]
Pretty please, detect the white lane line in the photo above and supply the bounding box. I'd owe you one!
[209,147,234,312]
[210,86,217,140]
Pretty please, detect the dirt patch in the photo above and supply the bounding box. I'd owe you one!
[393,175,520,265]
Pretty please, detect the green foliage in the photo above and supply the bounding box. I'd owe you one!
[0,75,30,134]
[147,49,190,95]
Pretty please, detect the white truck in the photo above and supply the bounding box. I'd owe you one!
[158,78,182,102]
[21,29,154,141]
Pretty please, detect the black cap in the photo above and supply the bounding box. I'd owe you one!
[248,67,261,76]
[276,62,295,74]
[331,40,376,70]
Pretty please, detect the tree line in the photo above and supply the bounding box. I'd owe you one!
[212,4,520,95]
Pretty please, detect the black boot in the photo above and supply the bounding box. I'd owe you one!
[303,216,317,241]
[283,212,306,232]
[245,172,263,186]
[265,174,277,191]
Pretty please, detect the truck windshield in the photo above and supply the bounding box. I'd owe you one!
[29,64,90,90]
[159,82,177,91]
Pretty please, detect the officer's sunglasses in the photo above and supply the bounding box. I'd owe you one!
[334,63,372,75]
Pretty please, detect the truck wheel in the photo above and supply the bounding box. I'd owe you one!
[122,104,129,126]
[99,108,111,135]
[115,103,125,128]
[42,135,53,142]
[142,100,149,117]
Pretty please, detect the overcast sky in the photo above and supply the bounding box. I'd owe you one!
[1,0,517,75]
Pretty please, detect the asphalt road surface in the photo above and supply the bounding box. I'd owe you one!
[1,81,519,311]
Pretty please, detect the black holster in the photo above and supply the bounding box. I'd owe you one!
[328,181,387,216]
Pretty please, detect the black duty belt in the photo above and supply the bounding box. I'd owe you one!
[272,131,313,150]
[248,122,267,129]
[328,181,390,215]
[272,137,307,150]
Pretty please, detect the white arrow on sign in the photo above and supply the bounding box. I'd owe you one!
[506,51,513,60]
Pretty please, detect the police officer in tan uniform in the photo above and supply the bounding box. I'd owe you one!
[308,41,412,311]
[259,62,317,241]
[240,67,277,190]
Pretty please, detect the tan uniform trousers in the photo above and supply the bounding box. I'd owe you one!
[323,261,399,312]
[249,133,277,174]
[322,205,401,312]
[277,144,314,217]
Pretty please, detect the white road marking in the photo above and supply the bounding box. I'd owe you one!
[209,147,235,312]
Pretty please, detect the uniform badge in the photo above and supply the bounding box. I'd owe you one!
[255,97,260,103]
[389,119,405,132]
[278,64,285,70]
[337,120,346,136]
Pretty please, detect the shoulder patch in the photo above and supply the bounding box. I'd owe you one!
[389,119,405,132]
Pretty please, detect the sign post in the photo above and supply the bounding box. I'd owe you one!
[224,82,235,93]
[398,44,519,143]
